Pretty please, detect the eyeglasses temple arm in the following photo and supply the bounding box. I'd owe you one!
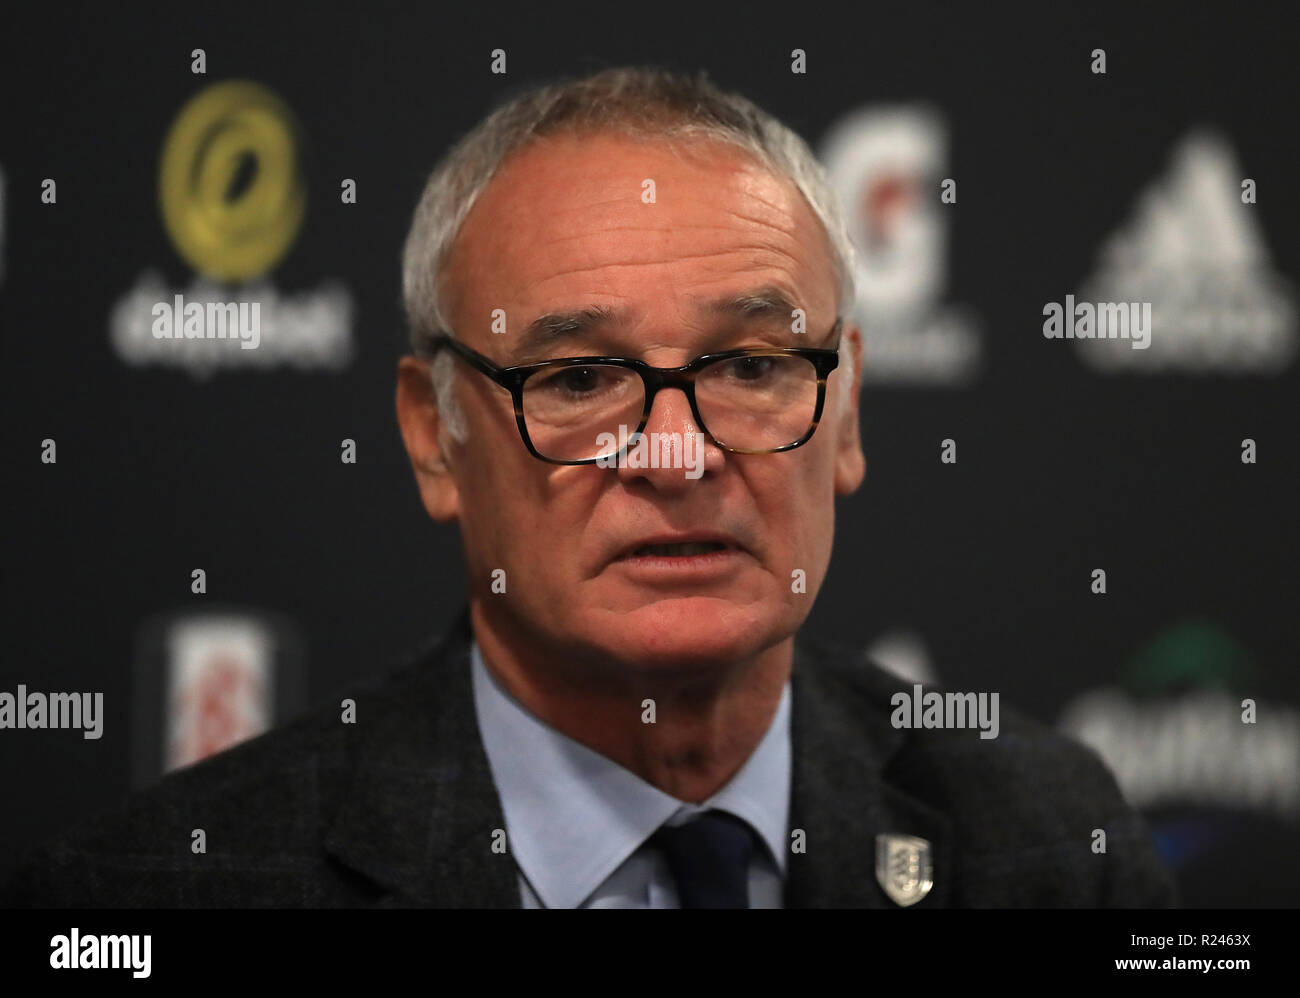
[425,333,509,382]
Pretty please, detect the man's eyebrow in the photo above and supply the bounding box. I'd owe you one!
[699,286,802,322]
[519,304,626,350]
[512,286,804,359]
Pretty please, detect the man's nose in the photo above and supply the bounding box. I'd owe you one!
[615,386,722,485]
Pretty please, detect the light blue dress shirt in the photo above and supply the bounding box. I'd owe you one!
[470,640,791,908]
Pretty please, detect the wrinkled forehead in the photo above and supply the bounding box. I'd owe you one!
[438,131,839,351]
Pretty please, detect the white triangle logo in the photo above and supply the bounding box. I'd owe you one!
[1076,130,1296,373]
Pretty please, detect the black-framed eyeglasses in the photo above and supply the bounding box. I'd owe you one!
[419,317,843,465]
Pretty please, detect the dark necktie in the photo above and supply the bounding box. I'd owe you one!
[651,809,756,908]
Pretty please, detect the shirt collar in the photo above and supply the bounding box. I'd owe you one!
[471,639,791,909]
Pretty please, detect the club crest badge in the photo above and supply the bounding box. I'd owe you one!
[876,833,934,907]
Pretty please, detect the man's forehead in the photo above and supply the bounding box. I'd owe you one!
[441,131,837,345]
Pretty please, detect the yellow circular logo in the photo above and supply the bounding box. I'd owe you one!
[159,81,306,282]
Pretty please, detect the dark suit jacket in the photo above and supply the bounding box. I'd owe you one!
[2,607,1176,907]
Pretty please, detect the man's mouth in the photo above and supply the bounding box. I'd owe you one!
[612,531,744,565]
[626,541,729,559]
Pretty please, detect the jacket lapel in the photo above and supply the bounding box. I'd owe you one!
[785,637,953,908]
[323,607,520,907]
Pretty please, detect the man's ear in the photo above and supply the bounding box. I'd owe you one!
[833,323,866,496]
[396,356,461,522]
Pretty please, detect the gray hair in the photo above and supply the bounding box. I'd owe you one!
[401,65,858,442]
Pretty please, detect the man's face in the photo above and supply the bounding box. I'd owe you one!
[401,130,864,674]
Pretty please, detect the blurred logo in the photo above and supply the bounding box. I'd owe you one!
[820,106,981,385]
[131,609,305,783]
[1075,130,1297,373]
[866,628,940,686]
[1058,620,1300,867]
[158,81,305,282]
[111,80,354,377]
[164,615,274,771]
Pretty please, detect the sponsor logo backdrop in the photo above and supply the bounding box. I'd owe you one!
[1,1,1295,905]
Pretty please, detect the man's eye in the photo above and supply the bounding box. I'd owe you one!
[561,367,600,393]
[723,356,778,380]
[537,366,606,396]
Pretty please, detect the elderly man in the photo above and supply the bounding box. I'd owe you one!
[3,66,1174,909]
